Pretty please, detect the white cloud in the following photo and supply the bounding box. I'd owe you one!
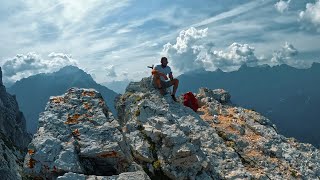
[47,52,76,67]
[192,0,271,28]
[206,43,259,71]
[271,42,298,65]
[299,0,320,30]
[162,27,261,72]
[172,27,208,54]
[0,1,132,59]
[274,0,291,13]
[1,52,78,84]
[1,0,320,84]
[162,27,307,73]
[105,65,117,77]
[162,27,208,72]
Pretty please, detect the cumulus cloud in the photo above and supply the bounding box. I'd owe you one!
[162,27,261,72]
[162,27,306,73]
[1,52,77,84]
[299,0,320,30]
[162,27,208,72]
[105,65,117,77]
[271,42,299,65]
[205,43,259,71]
[274,0,291,13]
[166,27,208,54]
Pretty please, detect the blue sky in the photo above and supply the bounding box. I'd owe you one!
[0,0,319,85]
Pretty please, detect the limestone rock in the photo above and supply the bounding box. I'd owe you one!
[0,137,24,180]
[117,77,320,179]
[198,88,231,104]
[0,66,31,180]
[116,77,250,179]
[197,89,320,179]
[0,72,30,150]
[23,88,137,179]
[57,171,150,180]
[23,76,320,179]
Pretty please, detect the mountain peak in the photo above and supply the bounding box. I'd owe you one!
[54,65,95,82]
[239,63,249,70]
[238,64,271,71]
[215,68,224,73]
[257,64,271,68]
[8,65,118,133]
[311,62,320,69]
[278,63,294,69]
[56,65,83,74]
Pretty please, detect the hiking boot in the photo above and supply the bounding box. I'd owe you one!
[171,95,177,102]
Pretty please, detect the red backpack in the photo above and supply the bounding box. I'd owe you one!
[183,92,199,112]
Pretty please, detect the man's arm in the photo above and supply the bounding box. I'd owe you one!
[169,72,173,81]
[152,67,168,80]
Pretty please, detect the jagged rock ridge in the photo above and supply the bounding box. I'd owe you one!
[117,77,320,179]
[24,77,320,179]
[23,87,149,179]
[177,63,320,147]
[0,67,31,179]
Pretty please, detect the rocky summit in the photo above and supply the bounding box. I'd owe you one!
[24,76,320,179]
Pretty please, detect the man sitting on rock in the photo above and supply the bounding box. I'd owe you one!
[152,57,179,102]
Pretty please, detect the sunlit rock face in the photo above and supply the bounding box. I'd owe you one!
[116,77,320,179]
[24,76,320,179]
[0,67,31,180]
[23,87,149,180]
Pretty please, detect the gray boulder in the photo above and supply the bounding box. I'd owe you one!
[23,87,148,179]
[198,87,231,104]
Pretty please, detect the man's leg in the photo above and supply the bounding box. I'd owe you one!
[168,79,179,102]
[153,73,162,89]
[153,74,166,95]
[170,79,179,95]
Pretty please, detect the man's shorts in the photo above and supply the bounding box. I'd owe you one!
[154,80,173,89]
[161,80,173,89]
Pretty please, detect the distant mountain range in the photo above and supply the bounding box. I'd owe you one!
[177,63,320,147]
[8,66,118,133]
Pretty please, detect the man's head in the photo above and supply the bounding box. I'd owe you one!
[161,57,168,67]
